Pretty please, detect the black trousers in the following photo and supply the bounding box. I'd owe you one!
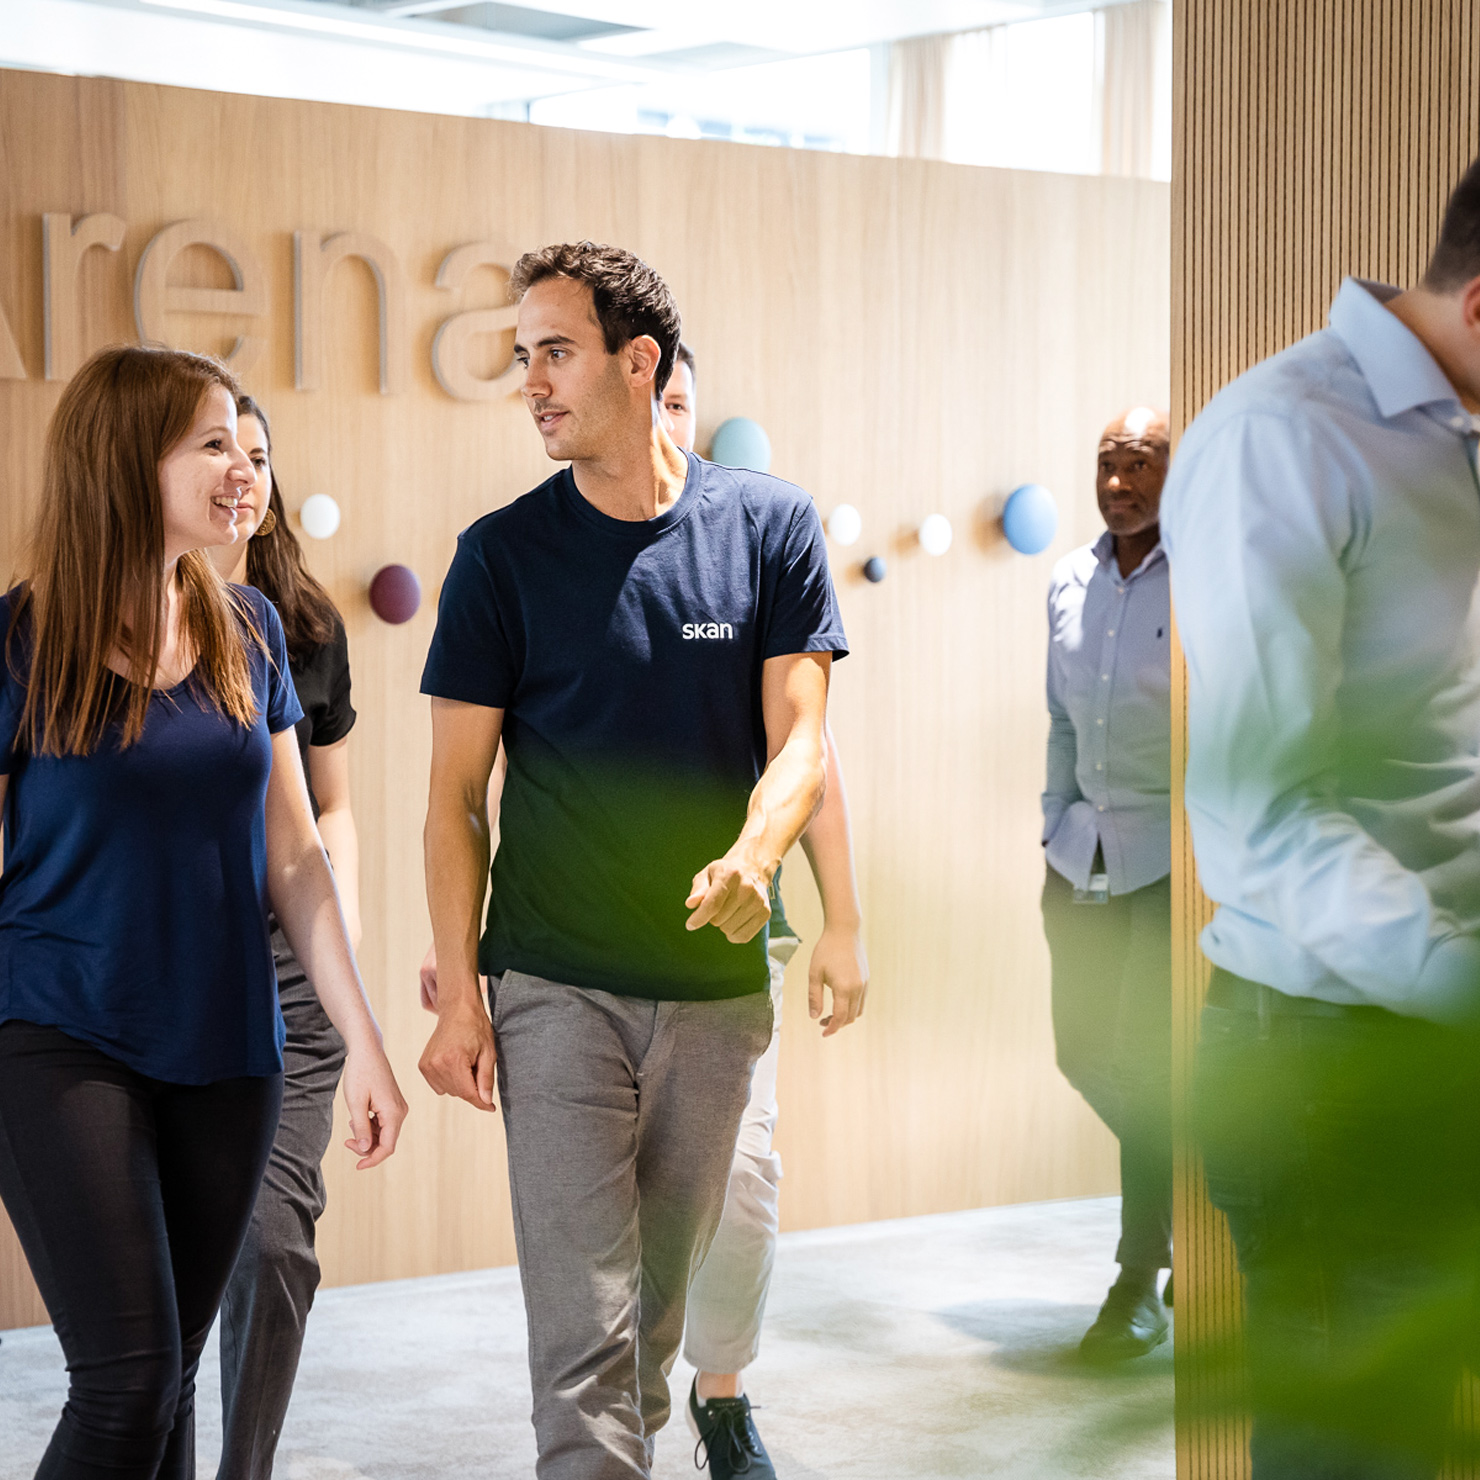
[217,927,345,1480]
[1041,867,1173,1270]
[0,1020,282,1480]
[1197,971,1480,1480]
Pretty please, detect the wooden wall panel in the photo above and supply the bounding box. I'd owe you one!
[0,68,1170,1330]
[1171,3,1480,1475]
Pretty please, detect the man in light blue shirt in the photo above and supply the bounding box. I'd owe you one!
[1042,406,1173,1361]
[1163,158,1480,1478]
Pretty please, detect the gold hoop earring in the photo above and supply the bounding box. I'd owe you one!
[254,507,278,538]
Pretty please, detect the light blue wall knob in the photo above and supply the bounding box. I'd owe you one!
[1002,484,1058,554]
[710,417,772,474]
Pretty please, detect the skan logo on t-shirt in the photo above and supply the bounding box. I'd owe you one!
[682,620,736,640]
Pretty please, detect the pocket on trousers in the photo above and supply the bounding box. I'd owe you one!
[744,987,776,1059]
[485,971,509,1030]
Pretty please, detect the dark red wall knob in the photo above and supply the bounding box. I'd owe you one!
[369,564,422,624]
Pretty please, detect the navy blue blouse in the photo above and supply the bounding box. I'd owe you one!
[0,585,303,1084]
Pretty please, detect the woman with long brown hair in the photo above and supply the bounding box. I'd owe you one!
[0,346,406,1480]
[208,397,361,1480]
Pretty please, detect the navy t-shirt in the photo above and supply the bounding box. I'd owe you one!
[421,455,847,1002]
[0,585,304,1084]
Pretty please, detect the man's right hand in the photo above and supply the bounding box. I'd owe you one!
[418,997,498,1112]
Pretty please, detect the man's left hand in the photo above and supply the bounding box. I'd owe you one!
[686,855,772,943]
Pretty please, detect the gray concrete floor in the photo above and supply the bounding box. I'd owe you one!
[0,1196,1172,1479]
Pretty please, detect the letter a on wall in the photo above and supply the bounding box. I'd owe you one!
[0,296,23,380]
[431,242,521,401]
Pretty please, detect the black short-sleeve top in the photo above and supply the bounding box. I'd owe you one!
[287,613,356,816]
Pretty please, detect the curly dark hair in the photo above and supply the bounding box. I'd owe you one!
[1425,154,1480,292]
[508,242,682,400]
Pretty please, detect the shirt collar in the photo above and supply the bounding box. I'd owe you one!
[1328,277,1465,420]
[1093,529,1165,578]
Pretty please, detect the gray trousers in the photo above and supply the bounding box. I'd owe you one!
[491,970,774,1480]
[216,926,346,1480]
[1042,869,1172,1271]
[682,943,790,1375]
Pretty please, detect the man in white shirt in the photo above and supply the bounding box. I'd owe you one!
[1163,158,1480,1477]
[1043,407,1173,1362]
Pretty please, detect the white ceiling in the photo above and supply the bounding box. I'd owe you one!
[327,0,1132,56]
[3,0,1143,120]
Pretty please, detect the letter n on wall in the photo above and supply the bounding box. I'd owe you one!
[295,230,407,395]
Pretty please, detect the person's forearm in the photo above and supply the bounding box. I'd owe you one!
[269,841,382,1052]
[801,727,861,929]
[316,803,362,948]
[729,726,826,879]
[424,791,490,1015]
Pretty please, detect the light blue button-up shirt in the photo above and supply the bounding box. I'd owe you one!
[1162,277,1480,1020]
[1043,532,1172,894]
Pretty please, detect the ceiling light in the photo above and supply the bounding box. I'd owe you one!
[136,0,661,79]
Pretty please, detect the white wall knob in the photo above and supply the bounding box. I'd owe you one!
[298,493,342,540]
[826,503,862,547]
[919,513,953,556]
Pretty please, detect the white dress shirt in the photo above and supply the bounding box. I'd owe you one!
[1162,277,1480,1020]
[1043,532,1172,894]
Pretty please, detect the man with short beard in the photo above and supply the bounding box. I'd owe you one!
[1041,407,1173,1360]
[418,243,847,1479]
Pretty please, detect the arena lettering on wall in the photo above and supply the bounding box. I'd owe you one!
[3,214,516,400]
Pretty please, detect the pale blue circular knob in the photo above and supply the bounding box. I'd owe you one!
[710,417,772,474]
[1002,484,1058,554]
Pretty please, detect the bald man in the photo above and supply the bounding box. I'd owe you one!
[1042,408,1173,1361]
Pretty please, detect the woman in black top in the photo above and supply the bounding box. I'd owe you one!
[207,397,363,1480]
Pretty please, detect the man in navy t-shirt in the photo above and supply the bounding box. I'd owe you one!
[419,242,847,1479]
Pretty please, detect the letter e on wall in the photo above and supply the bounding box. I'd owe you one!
[134,220,267,371]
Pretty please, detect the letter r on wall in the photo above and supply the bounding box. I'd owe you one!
[44,212,126,380]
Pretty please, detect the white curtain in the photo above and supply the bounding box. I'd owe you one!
[885,32,953,160]
[887,18,1098,176]
[940,26,1017,170]
[1095,0,1172,178]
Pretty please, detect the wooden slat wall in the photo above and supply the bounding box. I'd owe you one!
[0,69,1171,1329]
[1171,3,1480,1476]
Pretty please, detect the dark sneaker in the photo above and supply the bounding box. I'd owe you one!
[688,1380,776,1478]
[1079,1275,1169,1362]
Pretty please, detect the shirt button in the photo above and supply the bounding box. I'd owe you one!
[1101,674,1109,681]
[1095,763,1103,770]
[1097,805,1106,812]
[1096,718,1104,726]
